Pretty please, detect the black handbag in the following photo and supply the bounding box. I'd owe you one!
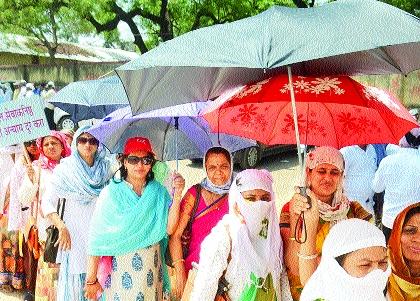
[44,198,65,264]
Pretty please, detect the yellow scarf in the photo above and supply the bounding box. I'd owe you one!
[388,274,420,301]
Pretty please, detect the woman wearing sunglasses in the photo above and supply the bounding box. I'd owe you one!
[84,136,185,301]
[18,131,71,301]
[40,126,113,301]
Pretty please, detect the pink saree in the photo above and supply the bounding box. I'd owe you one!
[184,186,228,272]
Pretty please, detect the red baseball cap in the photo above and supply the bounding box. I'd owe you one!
[123,137,155,156]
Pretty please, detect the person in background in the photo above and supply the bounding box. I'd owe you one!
[387,202,420,301]
[17,80,27,100]
[340,144,378,216]
[372,128,420,242]
[60,129,75,147]
[42,81,57,130]
[169,147,234,299]
[0,145,25,293]
[25,83,35,98]
[84,137,185,301]
[280,146,372,301]
[4,142,39,299]
[300,219,390,301]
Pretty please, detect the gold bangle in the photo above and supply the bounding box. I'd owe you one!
[172,258,185,265]
[85,278,98,285]
[289,237,296,241]
[297,252,318,260]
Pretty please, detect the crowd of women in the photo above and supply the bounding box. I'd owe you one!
[0,125,419,301]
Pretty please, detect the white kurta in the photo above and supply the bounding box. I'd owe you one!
[41,188,97,275]
[190,219,292,301]
[372,147,420,228]
[340,145,377,214]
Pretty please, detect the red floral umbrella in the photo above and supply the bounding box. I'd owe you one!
[203,74,419,148]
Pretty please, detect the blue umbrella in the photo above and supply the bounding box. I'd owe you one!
[48,75,128,121]
[87,102,256,162]
[115,0,420,115]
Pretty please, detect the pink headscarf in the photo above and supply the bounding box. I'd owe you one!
[34,130,71,171]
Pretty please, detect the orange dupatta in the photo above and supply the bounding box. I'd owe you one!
[387,202,420,301]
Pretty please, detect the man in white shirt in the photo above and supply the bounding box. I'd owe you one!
[341,144,378,215]
[372,128,420,242]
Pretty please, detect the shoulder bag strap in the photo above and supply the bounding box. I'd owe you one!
[57,198,66,220]
[193,193,227,219]
[185,184,202,233]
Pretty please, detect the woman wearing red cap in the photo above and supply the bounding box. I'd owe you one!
[84,137,185,301]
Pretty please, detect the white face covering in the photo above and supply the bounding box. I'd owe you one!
[301,219,389,301]
[236,198,272,239]
[227,169,283,291]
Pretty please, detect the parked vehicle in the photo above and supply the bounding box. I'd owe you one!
[53,105,76,130]
[233,143,296,169]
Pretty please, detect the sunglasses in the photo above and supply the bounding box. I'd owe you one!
[24,140,36,147]
[77,137,99,145]
[126,155,154,166]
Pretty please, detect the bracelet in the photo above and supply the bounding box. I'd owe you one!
[85,278,98,285]
[289,237,296,241]
[297,252,318,260]
[172,258,185,265]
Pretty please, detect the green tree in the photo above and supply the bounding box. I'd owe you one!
[79,0,295,54]
[381,0,420,16]
[0,0,91,63]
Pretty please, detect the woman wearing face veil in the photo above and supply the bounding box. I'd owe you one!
[300,218,390,301]
[189,169,292,301]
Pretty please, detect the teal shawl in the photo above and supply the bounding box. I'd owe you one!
[88,179,171,291]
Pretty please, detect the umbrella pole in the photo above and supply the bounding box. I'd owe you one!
[287,66,303,170]
[175,117,179,172]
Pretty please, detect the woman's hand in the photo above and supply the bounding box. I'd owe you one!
[290,187,320,231]
[84,281,103,300]
[172,263,187,299]
[172,172,185,201]
[55,226,71,251]
[25,163,35,182]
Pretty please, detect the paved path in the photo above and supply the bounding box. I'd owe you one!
[0,150,300,301]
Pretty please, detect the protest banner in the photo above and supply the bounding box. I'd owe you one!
[0,96,50,147]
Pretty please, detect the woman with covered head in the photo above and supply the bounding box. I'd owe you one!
[169,146,234,299]
[387,202,420,301]
[18,131,71,300]
[84,137,185,301]
[280,146,372,300]
[41,126,113,301]
[300,218,390,301]
[190,169,292,301]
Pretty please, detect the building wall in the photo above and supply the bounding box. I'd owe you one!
[0,52,69,66]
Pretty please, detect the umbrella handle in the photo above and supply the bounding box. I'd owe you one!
[175,117,179,172]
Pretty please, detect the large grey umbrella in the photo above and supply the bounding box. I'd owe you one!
[116,0,420,115]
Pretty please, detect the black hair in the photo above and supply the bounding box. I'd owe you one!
[112,153,155,184]
[335,252,350,267]
[204,147,231,165]
[403,205,420,227]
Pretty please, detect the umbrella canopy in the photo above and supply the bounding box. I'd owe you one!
[116,0,420,114]
[88,102,256,161]
[203,74,419,148]
[49,75,128,121]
